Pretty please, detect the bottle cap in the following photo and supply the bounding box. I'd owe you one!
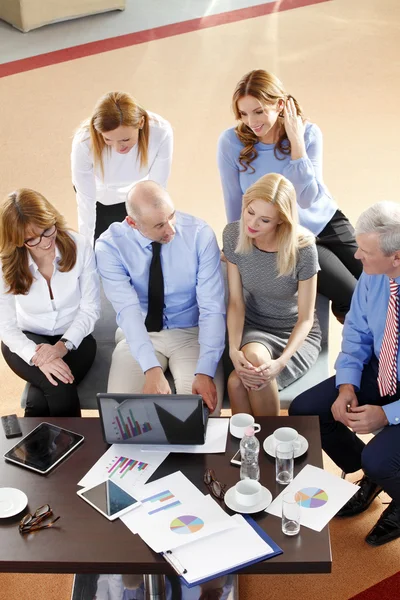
[244,426,254,436]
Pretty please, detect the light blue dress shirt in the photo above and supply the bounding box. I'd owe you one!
[217,123,337,235]
[335,272,400,425]
[95,213,226,378]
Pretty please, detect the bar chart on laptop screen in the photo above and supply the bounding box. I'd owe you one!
[113,406,153,441]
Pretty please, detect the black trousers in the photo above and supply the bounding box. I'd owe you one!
[94,201,127,241]
[289,357,400,504]
[316,209,363,322]
[2,333,96,417]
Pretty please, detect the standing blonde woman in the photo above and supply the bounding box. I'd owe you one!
[0,189,100,417]
[223,173,321,417]
[218,69,362,323]
[71,91,173,244]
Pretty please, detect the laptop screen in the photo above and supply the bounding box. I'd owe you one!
[97,394,209,445]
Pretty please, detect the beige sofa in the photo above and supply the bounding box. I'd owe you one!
[1,0,126,33]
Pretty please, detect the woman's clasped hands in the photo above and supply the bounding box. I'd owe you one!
[230,349,285,391]
[31,342,74,386]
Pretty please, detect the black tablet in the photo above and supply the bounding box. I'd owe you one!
[4,422,84,474]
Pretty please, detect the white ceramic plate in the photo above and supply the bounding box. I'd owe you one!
[0,487,28,518]
[263,434,309,459]
[224,485,272,514]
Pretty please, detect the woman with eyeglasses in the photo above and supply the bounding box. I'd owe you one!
[71,91,173,245]
[0,188,100,417]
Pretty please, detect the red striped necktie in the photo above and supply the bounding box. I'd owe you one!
[378,278,400,397]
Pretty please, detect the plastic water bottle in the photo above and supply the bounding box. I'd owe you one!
[240,426,260,481]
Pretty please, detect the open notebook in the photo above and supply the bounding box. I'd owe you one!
[162,513,282,587]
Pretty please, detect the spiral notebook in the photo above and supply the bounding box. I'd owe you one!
[162,514,282,587]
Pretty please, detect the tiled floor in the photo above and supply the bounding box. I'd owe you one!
[0,0,276,63]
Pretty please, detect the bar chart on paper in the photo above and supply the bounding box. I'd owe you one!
[141,489,182,515]
[113,406,153,441]
[108,455,149,480]
[78,445,169,496]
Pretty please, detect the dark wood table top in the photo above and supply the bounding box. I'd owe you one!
[0,416,331,575]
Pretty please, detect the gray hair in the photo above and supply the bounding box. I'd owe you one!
[355,201,400,256]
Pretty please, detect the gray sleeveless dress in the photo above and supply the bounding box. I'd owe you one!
[223,221,321,390]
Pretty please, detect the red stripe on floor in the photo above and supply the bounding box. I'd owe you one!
[0,0,330,78]
[349,571,400,600]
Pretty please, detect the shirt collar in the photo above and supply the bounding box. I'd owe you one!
[123,217,181,249]
[27,244,61,272]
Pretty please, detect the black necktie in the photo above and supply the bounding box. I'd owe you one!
[145,242,164,332]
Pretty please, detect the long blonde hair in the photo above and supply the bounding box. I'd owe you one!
[232,70,304,173]
[236,173,314,276]
[0,189,77,295]
[81,91,149,177]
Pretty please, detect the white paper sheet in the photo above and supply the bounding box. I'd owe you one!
[168,514,274,586]
[135,494,237,553]
[266,464,360,532]
[134,418,229,454]
[77,444,169,495]
[121,471,208,534]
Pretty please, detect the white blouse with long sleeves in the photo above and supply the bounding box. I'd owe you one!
[0,231,100,365]
[71,111,173,244]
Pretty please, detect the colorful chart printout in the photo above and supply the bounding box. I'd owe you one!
[170,515,205,534]
[108,456,149,479]
[141,490,182,515]
[295,487,328,508]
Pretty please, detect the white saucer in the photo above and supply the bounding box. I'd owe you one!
[263,434,308,459]
[224,485,272,514]
[0,488,28,518]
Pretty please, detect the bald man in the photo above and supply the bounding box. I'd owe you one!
[95,181,225,414]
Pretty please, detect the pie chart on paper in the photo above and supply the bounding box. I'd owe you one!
[170,515,204,534]
[295,487,328,508]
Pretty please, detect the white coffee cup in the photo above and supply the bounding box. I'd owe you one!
[272,427,301,453]
[230,414,261,439]
[235,479,262,507]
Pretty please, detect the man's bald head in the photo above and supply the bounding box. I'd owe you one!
[126,181,172,221]
[126,181,176,244]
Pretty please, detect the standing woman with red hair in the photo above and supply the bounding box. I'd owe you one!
[71,91,173,244]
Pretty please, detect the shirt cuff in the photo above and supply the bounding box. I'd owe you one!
[382,400,400,425]
[20,340,38,365]
[62,326,84,350]
[335,368,362,390]
[137,350,162,374]
[195,358,217,379]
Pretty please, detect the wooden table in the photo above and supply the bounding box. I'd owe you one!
[0,416,331,589]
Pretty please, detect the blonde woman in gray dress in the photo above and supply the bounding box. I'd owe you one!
[223,173,321,417]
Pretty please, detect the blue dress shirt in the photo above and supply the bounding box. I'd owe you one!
[335,272,400,425]
[95,213,226,378]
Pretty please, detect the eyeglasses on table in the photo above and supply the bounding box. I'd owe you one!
[204,468,226,501]
[19,503,60,534]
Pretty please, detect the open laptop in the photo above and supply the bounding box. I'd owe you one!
[97,393,209,445]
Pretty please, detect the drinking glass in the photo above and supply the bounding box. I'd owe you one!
[282,491,301,536]
[275,442,294,484]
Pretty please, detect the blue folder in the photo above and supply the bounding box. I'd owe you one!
[162,514,283,588]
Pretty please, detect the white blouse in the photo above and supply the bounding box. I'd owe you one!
[0,231,100,365]
[71,111,173,244]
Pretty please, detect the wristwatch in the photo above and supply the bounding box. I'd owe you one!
[60,338,75,352]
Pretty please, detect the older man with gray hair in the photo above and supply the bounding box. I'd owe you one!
[95,180,225,414]
[290,201,400,547]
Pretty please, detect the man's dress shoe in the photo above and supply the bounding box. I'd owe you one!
[336,475,382,517]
